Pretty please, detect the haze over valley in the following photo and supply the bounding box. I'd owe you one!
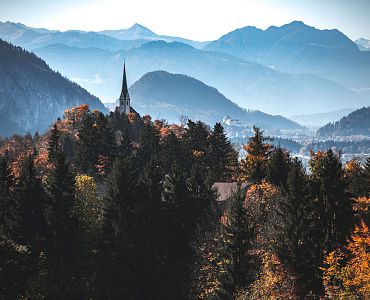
[1,2,370,299]
[1,20,369,120]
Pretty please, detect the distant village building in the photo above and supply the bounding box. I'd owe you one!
[116,62,131,115]
[222,115,241,127]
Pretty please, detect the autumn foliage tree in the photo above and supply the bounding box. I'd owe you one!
[322,220,370,299]
[240,126,271,183]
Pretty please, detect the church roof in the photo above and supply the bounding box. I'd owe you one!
[120,62,130,100]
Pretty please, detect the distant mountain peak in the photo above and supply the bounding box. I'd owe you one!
[131,23,151,30]
[286,20,306,27]
[127,23,155,34]
[355,38,370,51]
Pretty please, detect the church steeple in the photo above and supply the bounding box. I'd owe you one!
[120,62,129,100]
[118,61,130,115]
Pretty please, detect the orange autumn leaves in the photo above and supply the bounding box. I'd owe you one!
[322,220,370,299]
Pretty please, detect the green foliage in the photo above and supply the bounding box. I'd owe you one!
[215,189,250,299]
[317,106,370,138]
[14,155,46,249]
[0,154,17,238]
[135,122,161,169]
[209,122,238,182]
[47,122,61,164]
[268,147,290,190]
[160,131,187,173]
[310,150,353,252]
[98,156,138,299]
[240,126,272,183]
[2,109,369,300]
[0,236,30,299]
[44,150,79,298]
[275,158,318,296]
[184,120,210,166]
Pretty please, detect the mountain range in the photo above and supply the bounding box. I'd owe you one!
[0,39,106,136]
[290,108,355,128]
[0,38,300,137]
[33,40,367,116]
[0,21,206,51]
[1,20,370,135]
[204,21,370,93]
[124,70,301,129]
[316,106,370,138]
[99,23,208,49]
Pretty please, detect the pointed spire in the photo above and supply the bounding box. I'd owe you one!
[120,60,129,100]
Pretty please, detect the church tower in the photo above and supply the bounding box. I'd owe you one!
[118,62,130,114]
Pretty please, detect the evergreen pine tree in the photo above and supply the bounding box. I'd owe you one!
[183,120,210,167]
[184,120,210,153]
[47,122,60,164]
[14,155,46,250]
[216,189,250,299]
[118,128,133,157]
[160,131,186,173]
[11,154,48,297]
[134,157,164,299]
[95,112,117,163]
[209,123,238,182]
[76,113,98,174]
[97,157,137,299]
[188,163,218,226]
[275,158,317,296]
[135,122,161,169]
[310,149,352,252]
[0,154,17,238]
[268,147,290,190]
[44,150,78,298]
[240,126,271,183]
[161,161,193,299]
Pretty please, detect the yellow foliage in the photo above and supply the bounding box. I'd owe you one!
[192,150,205,158]
[239,133,271,183]
[322,220,370,299]
[195,238,223,299]
[245,251,297,300]
[75,175,102,233]
[345,159,361,172]
[354,197,370,213]
[63,104,90,136]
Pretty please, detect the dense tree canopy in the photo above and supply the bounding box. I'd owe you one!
[0,106,368,299]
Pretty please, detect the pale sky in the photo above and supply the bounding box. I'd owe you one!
[0,0,369,41]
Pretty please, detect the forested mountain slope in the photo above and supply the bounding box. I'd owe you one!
[0,39,106,136]
[128,71,301,129]
[317,106,370,138]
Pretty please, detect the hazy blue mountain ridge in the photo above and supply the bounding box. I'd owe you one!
[126,70,301,129]
[290,108,355,128]
[204,21,370,89]
[33,40,367,116]
[0,39,106,136]
[100,23,208,49]
[0,21,206,51]
[316,106,370,138]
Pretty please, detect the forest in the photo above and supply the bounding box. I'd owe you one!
[0,105,369,299]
